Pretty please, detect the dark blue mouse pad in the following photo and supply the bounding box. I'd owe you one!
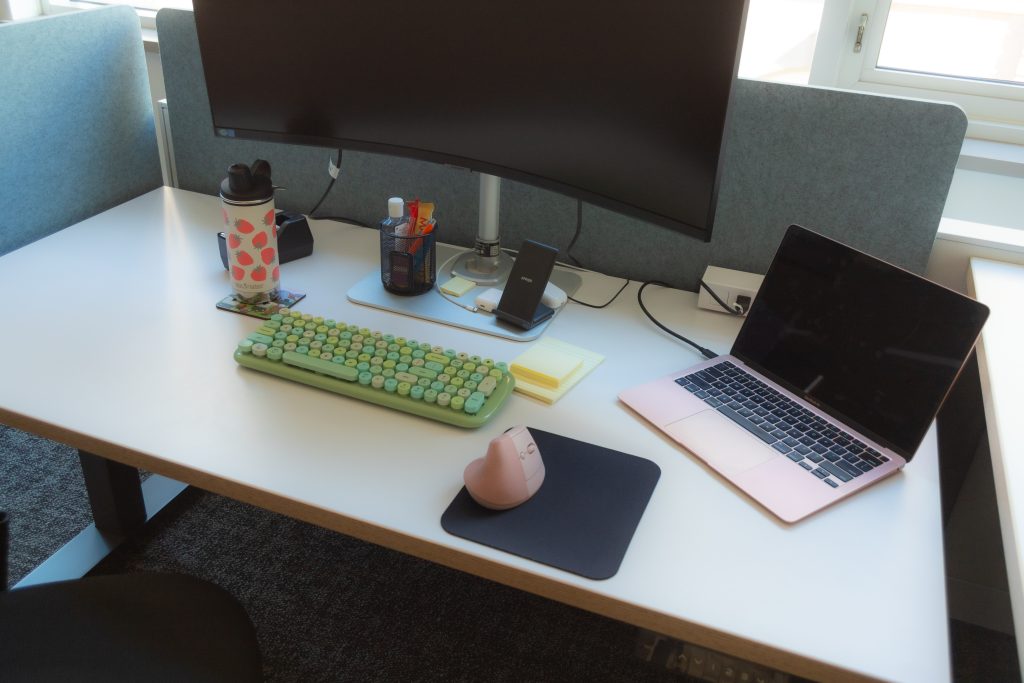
[441,428,660,580]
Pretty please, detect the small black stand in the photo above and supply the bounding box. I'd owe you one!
[441,428,660,580]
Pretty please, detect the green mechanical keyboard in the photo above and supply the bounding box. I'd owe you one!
[233,308,515,428]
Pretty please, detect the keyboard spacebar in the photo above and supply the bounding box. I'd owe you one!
[283,351,358,381]
[717,405,775,444]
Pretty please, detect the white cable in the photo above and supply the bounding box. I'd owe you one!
[435,250,481,313]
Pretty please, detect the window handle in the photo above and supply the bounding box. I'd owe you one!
[854,13,868,53]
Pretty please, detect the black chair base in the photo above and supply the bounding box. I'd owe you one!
[0,572,262,682]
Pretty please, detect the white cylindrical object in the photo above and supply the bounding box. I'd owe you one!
[222,197,280,303]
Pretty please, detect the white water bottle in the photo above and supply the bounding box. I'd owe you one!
[221,160,280,303]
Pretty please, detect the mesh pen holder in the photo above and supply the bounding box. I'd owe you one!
[380,227,437,295]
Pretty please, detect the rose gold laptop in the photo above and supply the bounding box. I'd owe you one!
[620,225,988,522]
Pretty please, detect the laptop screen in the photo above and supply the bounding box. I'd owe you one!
[731,225,989,459]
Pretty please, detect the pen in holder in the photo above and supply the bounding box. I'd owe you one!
[380,226,436,295]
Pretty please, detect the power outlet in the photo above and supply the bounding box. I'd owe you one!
[697,265,764,316]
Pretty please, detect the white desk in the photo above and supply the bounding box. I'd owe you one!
[968,257,1024,672]
[0,188,951,682]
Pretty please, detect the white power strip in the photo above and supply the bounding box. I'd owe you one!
[696,265,764,316]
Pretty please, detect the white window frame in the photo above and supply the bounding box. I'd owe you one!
[810,0,1024,145]
[40,0,172,29]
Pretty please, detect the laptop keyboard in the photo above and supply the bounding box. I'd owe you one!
[675,361,889,488]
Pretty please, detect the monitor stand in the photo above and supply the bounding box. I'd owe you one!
[347,173,582,341]
[447,173,513,286]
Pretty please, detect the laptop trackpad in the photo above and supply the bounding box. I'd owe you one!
[664,409,777,476]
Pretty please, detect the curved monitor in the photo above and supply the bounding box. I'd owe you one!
[193,1,748,241]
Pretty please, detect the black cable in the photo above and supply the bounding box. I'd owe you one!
[565,199,584,267]
[308,148,342,217]
[698,277,743,315]
[637,280,719,359]
[568,279,630,308]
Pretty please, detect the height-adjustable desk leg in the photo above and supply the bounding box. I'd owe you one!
[12,451,187,588]
[78,450,147,535]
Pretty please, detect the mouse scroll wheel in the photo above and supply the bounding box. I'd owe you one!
[527,443,536,454]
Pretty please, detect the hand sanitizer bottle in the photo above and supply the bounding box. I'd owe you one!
[379,197,408,236]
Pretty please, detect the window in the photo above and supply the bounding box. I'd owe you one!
[814,1,1024,144]
[40,1,192,28]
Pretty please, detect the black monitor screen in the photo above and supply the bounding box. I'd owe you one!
[192,1,748,240]
[732,226,989,459]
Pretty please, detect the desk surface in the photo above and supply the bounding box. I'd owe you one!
[968,257,1024,672]
[0,188,950,682]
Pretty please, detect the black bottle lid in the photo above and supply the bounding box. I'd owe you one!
[220,160,273,202]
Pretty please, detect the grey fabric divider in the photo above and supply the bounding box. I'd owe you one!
[157,9,965,291]
[0,6,162,257]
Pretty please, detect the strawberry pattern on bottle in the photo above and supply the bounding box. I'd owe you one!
[221,161,281,303]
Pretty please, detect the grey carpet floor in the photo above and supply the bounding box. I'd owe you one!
[2,424,1019,681]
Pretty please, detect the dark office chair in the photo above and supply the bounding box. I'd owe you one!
[0,511,263,682]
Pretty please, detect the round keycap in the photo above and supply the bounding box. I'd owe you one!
[384,378,398,393]
[320,352,332,360]
[424,389,438,403]
[283,342,297,352]
[251,343,268,357]
[237,340,254,354]
[358,372,372,385]
[410,386,425,400]
[296,346,309,355]
[371,375,385,389]
[450,396,465,411]
[397,382,411,396]
[437,392,451,407]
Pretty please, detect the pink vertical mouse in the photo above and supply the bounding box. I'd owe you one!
[463,426,546,510]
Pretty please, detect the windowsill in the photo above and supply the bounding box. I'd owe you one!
[142,26,158,51]
[959,139,1024,178]
[938,217,1024,253]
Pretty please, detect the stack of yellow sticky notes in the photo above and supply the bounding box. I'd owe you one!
[509,337,604,404]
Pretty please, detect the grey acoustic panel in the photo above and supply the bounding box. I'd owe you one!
[156,9,966,291]
[0,6,162,257]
